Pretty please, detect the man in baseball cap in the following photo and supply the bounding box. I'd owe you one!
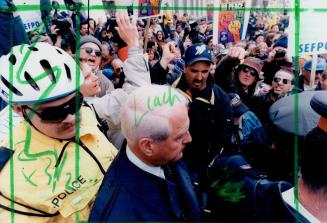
[182,43,213,90]
[170,43,234,206]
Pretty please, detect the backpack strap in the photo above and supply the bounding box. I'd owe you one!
[0,191,59,217]
[83,101,109,137]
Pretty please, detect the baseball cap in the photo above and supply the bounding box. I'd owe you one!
[184,44,212,66]
[304,57,327,71]
[273,36,288,49]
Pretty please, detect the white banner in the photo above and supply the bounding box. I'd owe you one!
[15,0,42,32]
[288,0,327,56]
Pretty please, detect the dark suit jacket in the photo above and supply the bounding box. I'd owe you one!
[89,147,200,222]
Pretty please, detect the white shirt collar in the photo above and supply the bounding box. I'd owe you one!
[282,187,321,223]
[126,145,165,180]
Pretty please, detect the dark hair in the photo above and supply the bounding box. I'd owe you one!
[156,31,165,41]
[80,20,88,29]
[301,127,327,192]
[321,70,327,80]
[147,40,156,49]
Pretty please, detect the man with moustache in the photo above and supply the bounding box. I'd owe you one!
[0,42,117,222]
[152,43,234,207]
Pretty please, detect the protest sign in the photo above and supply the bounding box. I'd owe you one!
[15,0,42,32]
[288,0,327,56]
[138,0,162,18]
[213,0,248,45]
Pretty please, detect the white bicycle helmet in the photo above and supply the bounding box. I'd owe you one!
[0,42,84,104]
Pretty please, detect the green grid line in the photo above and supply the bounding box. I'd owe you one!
[8,14,15,223]
[75,13,81,223]
[4,1,310,222]
[5,4,314,12]
[293,0,300,221]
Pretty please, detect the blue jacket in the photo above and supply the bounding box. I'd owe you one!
[89,147,200,222]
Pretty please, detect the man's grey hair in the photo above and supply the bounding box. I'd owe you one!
[120,84,189,147]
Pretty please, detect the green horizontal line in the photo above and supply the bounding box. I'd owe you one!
[313,8,327,12]
[11,4,314,13]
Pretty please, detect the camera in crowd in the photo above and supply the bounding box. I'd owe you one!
[51,0,72,36]
[184,20,202,44]
[104,17,127,49]
[274,49,286,59]
[52,18,72,36]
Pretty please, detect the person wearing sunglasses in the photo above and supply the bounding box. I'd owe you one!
[214,47,264,107]
[232,56,264,107]
[79,35,114,98]
[251,69,295,125]
[0,42,117,222]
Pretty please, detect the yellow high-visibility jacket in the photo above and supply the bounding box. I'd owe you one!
[0,106,117,222]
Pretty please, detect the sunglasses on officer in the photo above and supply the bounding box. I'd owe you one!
[273,77,293,84]
[81,47,102,57]
[22,94,84,123]
[241,66,257,77]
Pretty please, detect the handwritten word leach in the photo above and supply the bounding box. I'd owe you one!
[134,86,182,128]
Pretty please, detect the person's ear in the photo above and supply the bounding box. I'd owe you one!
[184,65,188,73]
[12,105,23,116]
[138,138,154,157]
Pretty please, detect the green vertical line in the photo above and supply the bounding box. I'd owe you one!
[294,0,300,221]
[8,14,15,223]
[75,10,81,223]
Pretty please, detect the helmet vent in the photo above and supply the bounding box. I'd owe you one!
[56,49,63,55]
[24,71,40,91]
[64,64,72,81]
[28,46,38,51]
[0,76,23,96]
[8,55,17,65]
[40,60,56,83]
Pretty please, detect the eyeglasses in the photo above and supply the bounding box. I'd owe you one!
[273,77,293,84]
[241,66,257,77]
[81,47,102,57]
[23,94,84,123]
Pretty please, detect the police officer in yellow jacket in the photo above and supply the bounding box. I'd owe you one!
[0,42,117,222]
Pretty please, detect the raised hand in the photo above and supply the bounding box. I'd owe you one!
[115,12,139,48]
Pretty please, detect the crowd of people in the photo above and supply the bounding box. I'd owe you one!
[0,0,327,222]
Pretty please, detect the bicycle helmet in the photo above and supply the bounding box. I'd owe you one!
[0,42,84,104]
